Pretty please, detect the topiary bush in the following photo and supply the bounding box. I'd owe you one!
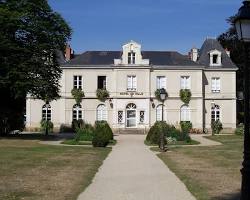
[40,119,54,134]
[235,123,244,136]
[72,119,85,132]
[155,88,168,102]
[179,89,192,104]
[94,120,113,140]
[180,121,193,134]
[211,120,223,135]
[71,88,85,105]
[74,123,94,142]
[96,89,110,102]
[92,121,113,147]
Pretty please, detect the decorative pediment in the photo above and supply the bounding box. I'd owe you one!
[114,40,149,65]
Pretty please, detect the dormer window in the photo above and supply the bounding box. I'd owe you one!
[209,49,222,66]
[128,51,136,64]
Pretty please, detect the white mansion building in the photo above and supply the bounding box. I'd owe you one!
[26,39,237,133]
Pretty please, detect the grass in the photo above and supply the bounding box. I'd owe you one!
[0,137,111,200]
[144,139,200,146]
[157,135,243,200]
[62,139,117,146]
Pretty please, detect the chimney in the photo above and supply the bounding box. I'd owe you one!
[225,48,230,57]
[190,47,198,62]
[65,44,74,61]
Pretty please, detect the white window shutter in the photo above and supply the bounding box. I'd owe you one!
[156,77,160,89]
[133,76,137,90]
[211,79,216,91]
[187,77,191,89]
[181,77,185,89]
[162,77,166,89]
[217,78,221,91]
[127,76,132,89]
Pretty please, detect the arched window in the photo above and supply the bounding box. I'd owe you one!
[180,105,190,121]
[42,104,51,121]
[156,104,164,121]
[97,104,107,121]
[73,104,82,120]
[126,103,136,109]
[211,105,220,122]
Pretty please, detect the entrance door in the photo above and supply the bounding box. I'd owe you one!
[126,103,137,128]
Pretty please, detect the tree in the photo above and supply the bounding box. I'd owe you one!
[0,0,72,135]
[218,16,244,123]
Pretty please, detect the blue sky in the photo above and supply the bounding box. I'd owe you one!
[49,0,241,54]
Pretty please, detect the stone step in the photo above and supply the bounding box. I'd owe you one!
[117,129,147,135]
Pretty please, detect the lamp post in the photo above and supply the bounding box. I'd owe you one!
[159,88,167,151]
[45,101,50,136]
[234,1,250,199]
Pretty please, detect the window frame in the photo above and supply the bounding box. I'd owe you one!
[72,104,82,121]
[180,76,191,90]
[156,76,167,89]
[211,77,221,93]
[97,76,107,90]
[42,104,51,121]
[139,110,145,123]
[96,104,107,121]
[73,75,83,89]
[211,105,220,122]
[127,75,137,91]
[128,51,136,64]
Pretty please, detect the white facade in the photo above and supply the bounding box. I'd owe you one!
[26,40,237,133]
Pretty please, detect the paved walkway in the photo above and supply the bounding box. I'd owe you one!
[190,134,222,146]
[77,135,196,200]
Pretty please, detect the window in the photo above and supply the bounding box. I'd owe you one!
[127,75,137,91]
[140,111,145,123]
[72,104,82,120]
[97,104,107,121]
[180,105,190,121]
[98,76,107,89]
[156,104,164,121]
[73,76,82,89]
[209,50,222,66]
[211,77,220,93]
[156,76,166,89]
[118,111,123,124]
[128,52,136,64]
[213,54,218,64]
[180,76,191,89]
[211,105,220,122]
[42,104,51,121]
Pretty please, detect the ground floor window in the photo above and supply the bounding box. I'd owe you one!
[97,104,107,121]
[211,105,220,122]
[180,105,190,121]
[140,111,145,123]
[118,111,123,124]
[42,104,51,121]
[73,104,82,120]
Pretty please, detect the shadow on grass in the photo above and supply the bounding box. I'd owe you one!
[212,191,240,200]
[0,132,75,141]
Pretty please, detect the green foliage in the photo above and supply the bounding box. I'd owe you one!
[71,119,85,132]
[40,119,53,134]
[146,121,191,145]
[180,121,193,134]
[92,121,113,147]
[59,124,74,133]
[154,88,168,102]
[94,121,113,140]
[234,123,244,136]
[211,120,223,135]
[179,89,192,104]
[96,89,110,101]
[74,123,94,142]
[71,88,85,105]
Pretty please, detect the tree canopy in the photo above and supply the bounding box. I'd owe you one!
[0,0,72,134]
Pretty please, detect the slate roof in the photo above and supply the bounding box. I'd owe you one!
[197,38,237,69]
[62,51,201,67]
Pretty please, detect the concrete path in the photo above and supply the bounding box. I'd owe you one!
[77,135,196,200]
[190,134,222,146]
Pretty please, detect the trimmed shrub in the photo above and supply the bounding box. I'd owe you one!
[180,121,193,134]
[72,119,85,132]
[59,124,74,133]
[235,123,244,136]
[40,119,53,134]
[71,88,85,104]
[92,121,112,147]
[96,89,109,101]
[211,120,223,135]
[179,89,192,104]
[75,123,94,142]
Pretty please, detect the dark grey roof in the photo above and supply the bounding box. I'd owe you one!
[198,38,237,69]
[62,51,201,67]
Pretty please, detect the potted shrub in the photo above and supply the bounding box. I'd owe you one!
[96,89,109,101]
[180,89,192,104]
[71,88,85,104]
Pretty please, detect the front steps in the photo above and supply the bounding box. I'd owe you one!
[116,128,147,135]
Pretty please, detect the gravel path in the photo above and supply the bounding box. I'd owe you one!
[77,134,196,200]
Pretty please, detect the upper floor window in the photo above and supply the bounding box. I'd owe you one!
[42,104,51,121]
[72,104,82,120]
[180,76,191,89]
[98,76,107,89]
[209,50,222,66]
[128,52,136,64]
[73,76,82,89]
[180,105,190,121]
[156,76,166,89]
[211,77,220,93]
[97,104,107,121]
[127,75,137,91]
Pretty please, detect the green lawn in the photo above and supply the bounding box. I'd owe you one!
[158,135,243,200]
[0,136,111,200]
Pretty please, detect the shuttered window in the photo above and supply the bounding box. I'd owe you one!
[211,77,220,93]
[97,104,107,121]
[156,76,166,89]
[180,76,191,89]
[127,75,137,91]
